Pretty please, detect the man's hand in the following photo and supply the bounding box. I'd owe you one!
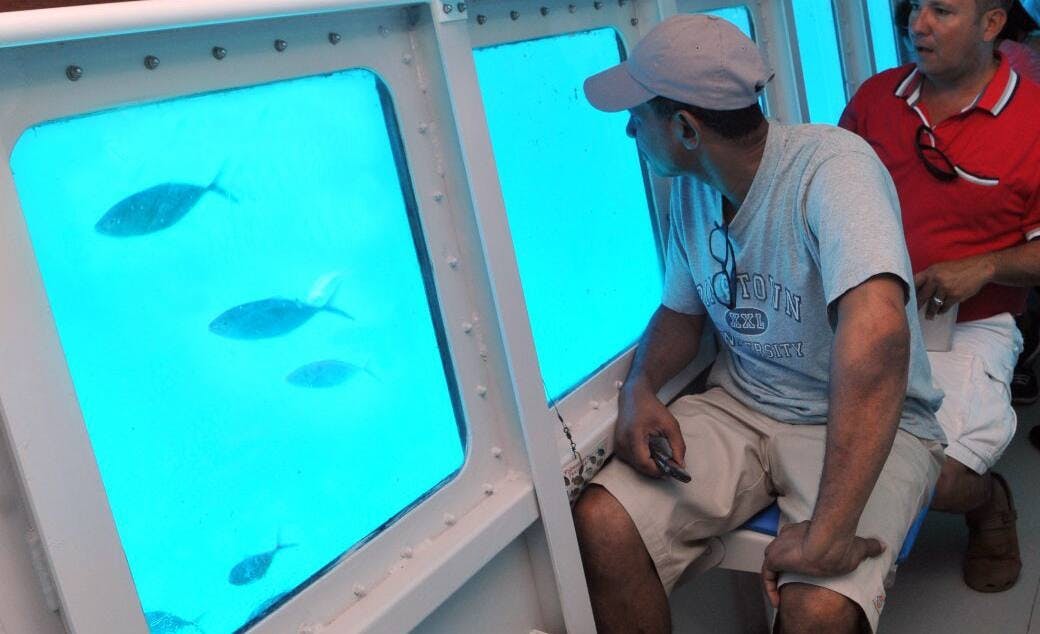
[914,254,996,319]
[614,380,687,477]
[760,520,886,608]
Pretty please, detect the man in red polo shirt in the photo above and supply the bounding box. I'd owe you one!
[841,0,1040,593]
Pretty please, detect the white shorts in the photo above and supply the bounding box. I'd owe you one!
[928,313,1022,474]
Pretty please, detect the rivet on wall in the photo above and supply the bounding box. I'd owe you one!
[65,65,83,81]
[328,32,341,45]
[510,10,520,20]
[212,46,227,60]
[274,39,288,52]
[143,55,160,70]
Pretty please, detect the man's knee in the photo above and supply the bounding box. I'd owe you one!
[777,583,864,634]
[573,485,648,574]
[931,456,987,512]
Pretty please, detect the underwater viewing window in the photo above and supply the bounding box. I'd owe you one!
[703,5,754,39]
[791,0,848,124]
[867,0,900,72]
[9,68,464,633]
[473,28,662,403]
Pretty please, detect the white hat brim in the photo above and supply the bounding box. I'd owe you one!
[583,62,656,112]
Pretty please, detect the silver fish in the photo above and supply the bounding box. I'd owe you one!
[209,272,352,340]
[247,591,290,622]
[95,172,233,236]
[228,539,297,586]
[286,359,374,388]
[145,611,203,633]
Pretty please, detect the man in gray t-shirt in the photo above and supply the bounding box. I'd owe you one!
[572,15,945,634]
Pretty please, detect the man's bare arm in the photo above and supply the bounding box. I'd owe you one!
[916,240,1040,317]
[761,274,907,605]
[616,306,706,475]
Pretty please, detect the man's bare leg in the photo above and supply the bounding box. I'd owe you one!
[931,456,1020,592]
[776,583,865,634]
[573,484,670,634]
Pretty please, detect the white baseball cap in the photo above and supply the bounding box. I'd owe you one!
[584,14,773,112]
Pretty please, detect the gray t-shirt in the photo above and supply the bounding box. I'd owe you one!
[663,122,945,443]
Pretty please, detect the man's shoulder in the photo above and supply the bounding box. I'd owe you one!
[851,64,917,102]
[782,123,880,168]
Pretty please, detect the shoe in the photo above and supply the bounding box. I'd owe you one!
[963,472,1021,593]
[1030,425,1040,452]
[1015,306,1040,366]
[1010,366,1038,405]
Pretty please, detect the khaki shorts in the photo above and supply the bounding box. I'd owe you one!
[592,387,943,632]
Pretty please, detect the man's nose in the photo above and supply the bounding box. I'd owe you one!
[909,9,928,36]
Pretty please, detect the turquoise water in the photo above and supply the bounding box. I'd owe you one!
[9,69,464,633]
[704,6,754,39]
[792,0,847,124]
[474,28,662,402]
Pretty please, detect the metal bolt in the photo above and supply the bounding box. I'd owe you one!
[483,483,495,496]
[353,583,367,597]
[274,39,288,52]
[401,546,414,559]
[615,380,623,390]
[491,446,503,458]
[144,55,160,70]
[212,46,227,60]
[477,14,487,24]
[569,4,577,11]
[593,1,603,9]
[456,2,467,12]
[447,256,459,268]
[65,65,83,81]
[510,10,520,19]
[590,400,600,409]
[418,122,429,134]
[462,322,473,333]
[328,32,341,44]
[444,513,457,526]
[476,385,488,397]
[442,2,453,13]
[433,191,444,202]
[630,17,639,26]
[540,6,549,15]
[402,53,413,64]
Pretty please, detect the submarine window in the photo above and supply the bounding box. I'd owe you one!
[867,0,901,72]
[9,67,464,633]
[703,5,755,39]
[791,0,848,124]
[473,28,662,402]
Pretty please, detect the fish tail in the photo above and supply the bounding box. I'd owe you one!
[207,165,238,203]
[322,306,354,321]
[276,532,299,552]
[307,271,345,306]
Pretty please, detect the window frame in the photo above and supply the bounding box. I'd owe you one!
[0,3,566,633]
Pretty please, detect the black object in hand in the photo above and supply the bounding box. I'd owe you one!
[648,435,692,483]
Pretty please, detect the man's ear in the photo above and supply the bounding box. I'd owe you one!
[673,110,701,151]
[981,8,1007,42]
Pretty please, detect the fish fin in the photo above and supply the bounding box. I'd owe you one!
[362,359,379,381]
[306,271,345,306]
[206,165,238,203]
[322,306,354,321]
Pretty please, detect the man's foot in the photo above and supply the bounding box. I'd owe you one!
[1011,365,1039,406]
[963,472,1020,592]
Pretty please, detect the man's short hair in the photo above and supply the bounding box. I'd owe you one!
[648,96,765,141]
[978,0,1012,15]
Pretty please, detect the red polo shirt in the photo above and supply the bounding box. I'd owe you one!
[840,56,1040,322]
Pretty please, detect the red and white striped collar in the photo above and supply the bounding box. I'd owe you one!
[893,54,1020,117]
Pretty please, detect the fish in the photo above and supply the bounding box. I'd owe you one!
[209,272,352,339]
[95,169,234,236]
[247,591,290,622]
[228,537,297,586]
[144,610,203,633]
[286,359,375,388]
